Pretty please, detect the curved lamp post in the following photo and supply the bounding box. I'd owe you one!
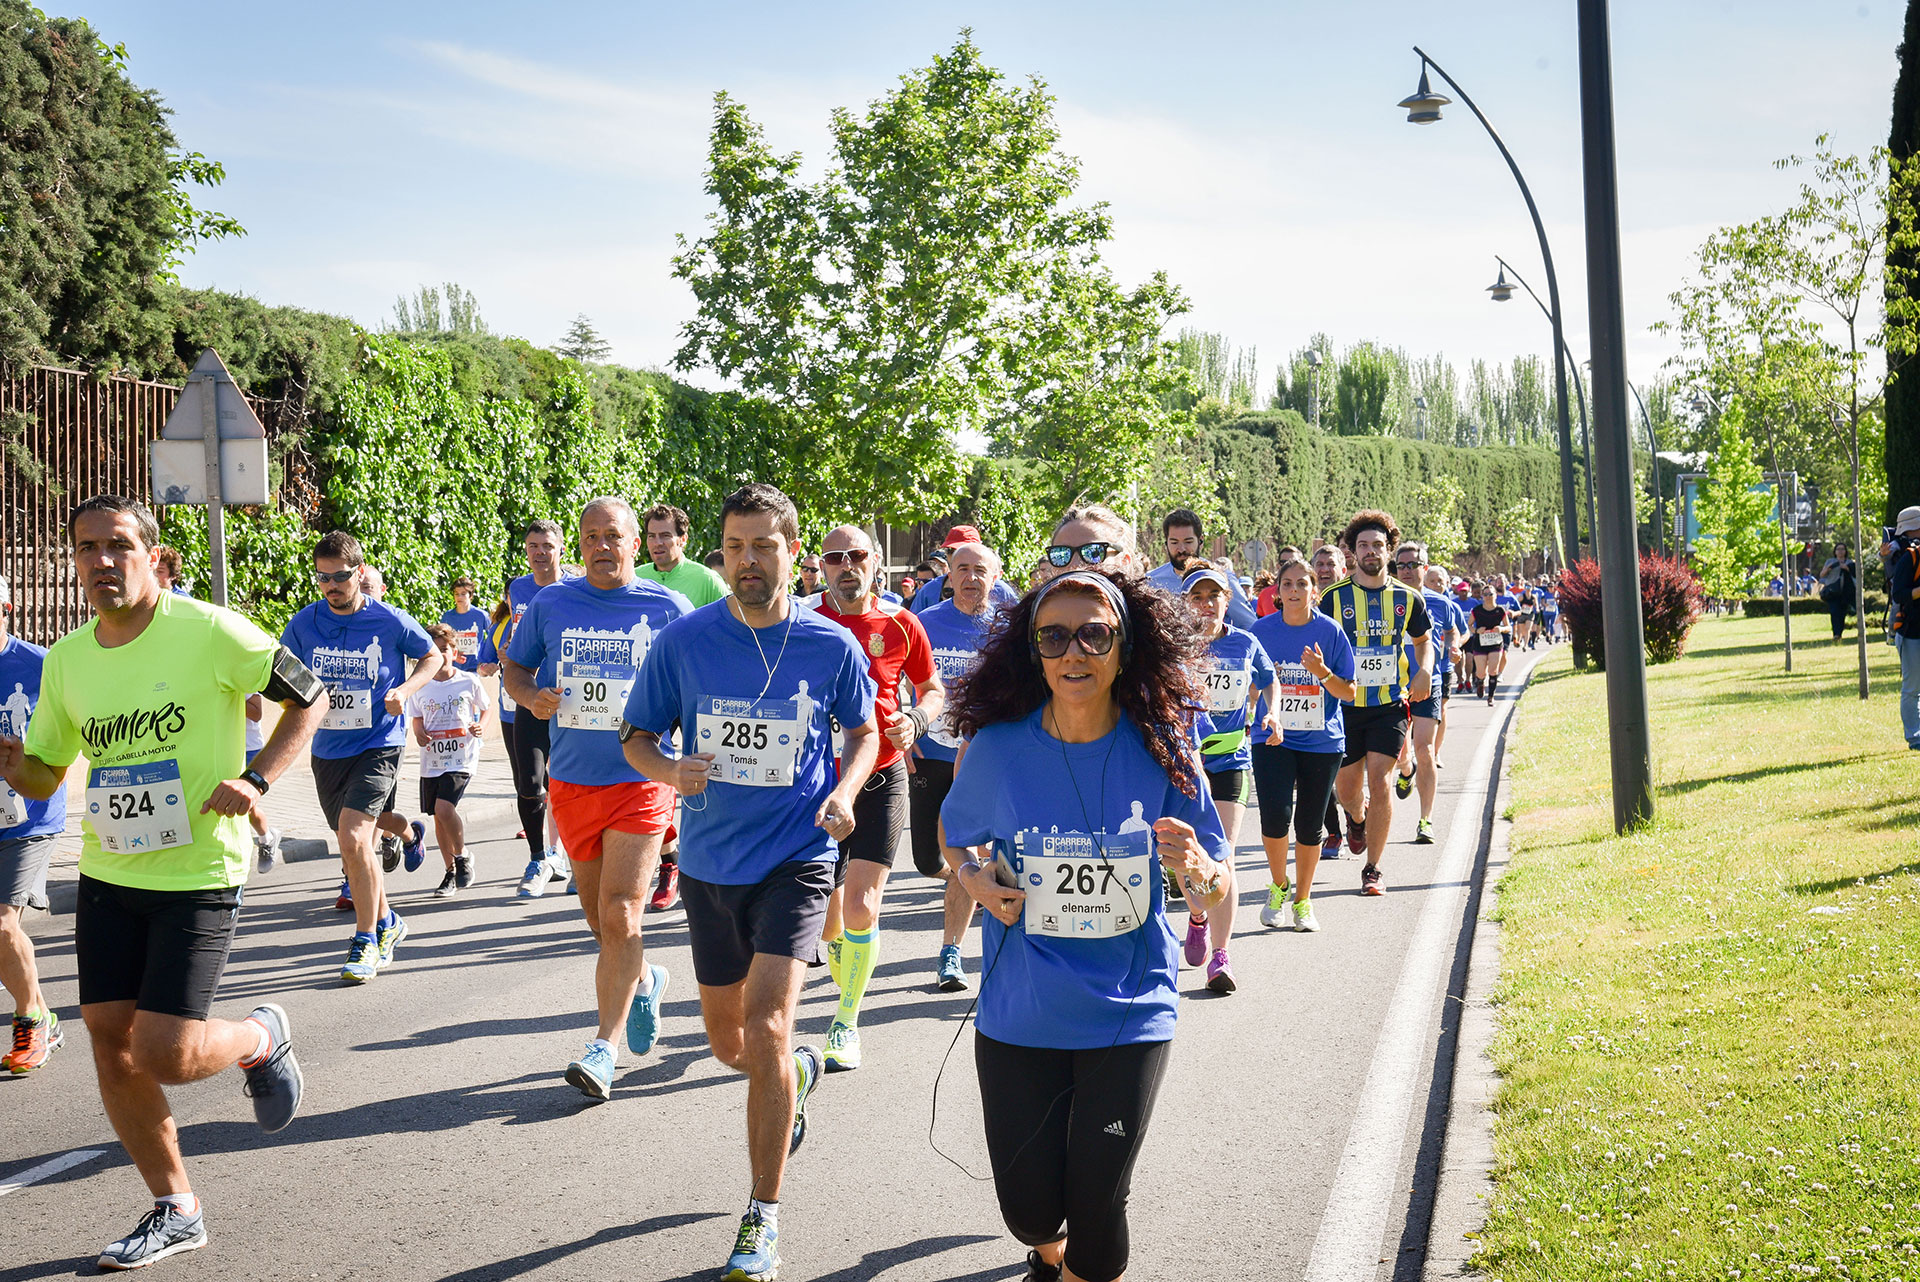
[1306,348,1324,428]
[1401,51,1582,568]
[1488,259,1598,554]
[1627,382,1665,554]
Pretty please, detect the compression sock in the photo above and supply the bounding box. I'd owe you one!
[835,926,878,1028]
[516,795,546,859]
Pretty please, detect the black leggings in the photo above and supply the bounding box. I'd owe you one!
[907,756,956,878]
[975,1034,1172,1282]
[1250,744,1344,845]
[504,714,551,861]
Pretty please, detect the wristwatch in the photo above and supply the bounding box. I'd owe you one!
[240,768,270,795]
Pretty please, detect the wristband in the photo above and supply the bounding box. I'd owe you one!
[907,705,931,738]
[240,768,270,795]
[959,860,984,879]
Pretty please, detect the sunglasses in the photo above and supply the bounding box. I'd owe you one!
[1034,621,1119,659]
[1044,542,1114,568]
[312,570,357,585]
[820,549,872,566]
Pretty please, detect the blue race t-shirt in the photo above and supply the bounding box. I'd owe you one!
[0,635,65,839]
[281,599,435,759]
[440,607,497,673]
[1196,626,1274,773]
[940,707,1229,1049]
[1420,590,1458,675]
[1248,609,1355,755]
[1496,592,1521,614]
[915,600,998,764]
[625,601,876,884]
[507,577,693,787]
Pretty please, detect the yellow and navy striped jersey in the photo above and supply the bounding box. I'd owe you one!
[1317,578,1433,707]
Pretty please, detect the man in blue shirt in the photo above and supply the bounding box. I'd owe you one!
[504,521,575,897]
[1389,544,1457,845]
[1146,508,1257,630]
[622,483,878,1282]
[0,571,66,1073]
[909,526,1019,615]
[440,577,497,676]
[282,531,441,983]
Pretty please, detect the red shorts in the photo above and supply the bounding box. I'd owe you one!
[548,778,676,863]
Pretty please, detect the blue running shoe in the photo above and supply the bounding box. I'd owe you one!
[625,963,669,1056]
[790,1044,822,1155]
[936,944,967,992]
[240,1004,303,1133]
[722,1206,779,1282]
[402,820,426,873]
[97,1204,207,1271]
[517,858,551,899]
[375,913,407,969]
[341,933,377,985]
[565,1041,616,1101]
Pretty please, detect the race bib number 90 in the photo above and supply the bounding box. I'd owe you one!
[1017,829,1153,939]
[87,759,192,853]
[321,685,373,731]
[556,662,636,732]
[697,696,805,788]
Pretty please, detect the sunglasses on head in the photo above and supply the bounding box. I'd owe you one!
[1044,542,1114,568]
[312,569,357,585]
[1034,621,1119,659]
[820,549,872,566]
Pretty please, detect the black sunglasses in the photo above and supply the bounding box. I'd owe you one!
[1034,621,1119,659]
[1044,542,1114,568]
[312,569,357,585]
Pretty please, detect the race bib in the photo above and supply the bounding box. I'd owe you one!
[556,661,636,732]
[0,781,26,828]
[697,696,805,788]
[498,680,516,715]
[1202,662,1250,715]
[321,685,374,730]
[1272,669,1325,732]
[1355,645,1397,688]
[925,713,962,750]
[1017,829,1153,939]
[86,760,192,853]
[1477,630,1504,648]
[454,629,480,658]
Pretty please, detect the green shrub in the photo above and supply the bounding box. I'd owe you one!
[1743,593,1887,623]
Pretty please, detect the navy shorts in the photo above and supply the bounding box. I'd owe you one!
[681,859,834,988]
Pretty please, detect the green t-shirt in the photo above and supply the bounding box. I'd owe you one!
[26,592,277,891]
[637,558,729,608]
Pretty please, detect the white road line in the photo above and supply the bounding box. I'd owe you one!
[1302,660,1529,1282]
[0,1149,107,1198]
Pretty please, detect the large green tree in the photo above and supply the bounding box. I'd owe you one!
[1691,400,1780,600]
[1332,341,1394,435]
[1889,0,1920,525]
[672,33,1188,529]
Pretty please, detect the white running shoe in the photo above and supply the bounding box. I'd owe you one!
[1292,899,1321,933]
[255,828,281,874]
[1258,881,1291,929]
[517,858,552,899]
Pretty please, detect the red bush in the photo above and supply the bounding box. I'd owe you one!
[1558,553,1704,670]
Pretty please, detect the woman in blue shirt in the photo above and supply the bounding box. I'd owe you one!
[942,570,1231,1282]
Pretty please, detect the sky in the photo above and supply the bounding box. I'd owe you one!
[74,0,1909,402]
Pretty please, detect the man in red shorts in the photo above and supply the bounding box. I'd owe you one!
[502,497,694,1099]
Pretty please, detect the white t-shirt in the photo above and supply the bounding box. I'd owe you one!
[244,695,266,755]
[404,670,489,778]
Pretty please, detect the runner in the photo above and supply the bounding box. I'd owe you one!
[1389,543,1456,845]
[1463,581,1512,705]
[1310,542,1349,865]
[505,497,693,1098]
[505,521,573,898]
[1539,575,1561,643]
[1146,508,1257,629]
[405,624,490,897]
[281,531,443,982]
[940,568,1231,1282]
[640,502,731,607]
[909,541,999,993]
[440,577,498,675]
[812,524,940,1071]
[909,526,1019,615]
[241,695,281,873]
[1249,555,1356,933]
[622,482,877,1282]
[1180,563,1276,991]
[796,554,825,598]
[0,571,66,1073]
[1493,578,1522,679]
[1423,564,1467,774]
[1511,576,1538,651]
[1319,510,1431,896]
[0,496,323,1268]
[1038,504,1142,586]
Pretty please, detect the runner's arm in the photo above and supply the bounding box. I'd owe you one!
[500,655,559,719]
[887,672,944,753]
[831,718,881,808]
[389,647,445,707]
[411,714,430,748]
[0,738,66,800]
[205,689,328,816]
[623,728,711,796]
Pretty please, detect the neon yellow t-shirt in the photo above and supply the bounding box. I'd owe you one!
[26,592,277,891]
[637,559,729,608]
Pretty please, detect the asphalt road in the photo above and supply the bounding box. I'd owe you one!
[2,654,1536,1282]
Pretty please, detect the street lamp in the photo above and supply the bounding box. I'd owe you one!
[1413,394,1428,440]
[1488,255,1598,554]
[1627,382,1665,554]
[1306,348,1324,428]
[1400,47,1582,569]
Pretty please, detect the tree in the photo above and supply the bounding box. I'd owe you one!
[1409,475,1470,567]
[1887,0,1920,526]
[0,2,242,371]
[1691,399,1779,600]
[557,314,611,365]
[1332,342,1393,435]
[391,283,489,336]
[672,33,1188,528]
[1493,497,1544,570]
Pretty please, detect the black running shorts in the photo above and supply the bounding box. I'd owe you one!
[419,771,472,812]
[835,759,909,883]
[1341,702,1410,766]
[75,874,241,1020]
[680,859,834,988]
[907,755,957,879]
[312,745,402,831]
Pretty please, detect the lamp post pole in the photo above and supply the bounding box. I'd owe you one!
[1577,0,1654,831]
[1627,382,1664,554]
[1401,49,1581,569]
[1490,257,1599,561]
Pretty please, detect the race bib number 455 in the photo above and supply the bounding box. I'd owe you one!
[87,760,192,853]
[696,696,805,788]
[1017,829,1153,939]
[1355,646,1397,689]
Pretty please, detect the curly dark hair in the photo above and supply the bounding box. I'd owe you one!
[1339,508,1400,552]
[946,570,1210,798]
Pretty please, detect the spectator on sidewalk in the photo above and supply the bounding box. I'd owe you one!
[1885,508,1920,750]
[1819,543,1858,642]
[153,546,189,597]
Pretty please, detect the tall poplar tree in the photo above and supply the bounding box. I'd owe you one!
[1889,0,1920,523]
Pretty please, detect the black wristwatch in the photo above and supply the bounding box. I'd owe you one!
[240,768,270,795]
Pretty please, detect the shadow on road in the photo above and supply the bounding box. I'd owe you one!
[432,1210,728,1282]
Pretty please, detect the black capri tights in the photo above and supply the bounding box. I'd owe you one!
[1249,743,1343,845]
[975,1033,1172,1282]
[503,714,552,862]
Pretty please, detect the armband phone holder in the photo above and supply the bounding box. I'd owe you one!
[264,646,326,708]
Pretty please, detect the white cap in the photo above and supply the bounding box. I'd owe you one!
[1897,505,1920,535]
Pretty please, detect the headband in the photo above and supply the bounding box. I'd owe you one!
[1030,570,1131,647]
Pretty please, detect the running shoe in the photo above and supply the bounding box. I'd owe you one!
[936,944,968,992]
[1345,814,1367,856]
[1320,835,1341,862]
[97,1204,207,1271]
[626,962,670,1056]
[1394,770,1413,800]
[334,879,353,912]
[239,1004,303,1133]
[546,850,569,883]
[1205,949,1236,994]
[454,855,473,890]
[1415,818,1435,845]
[791,1045,822,1153]
[433,867,458,898]
[1182,914,1209,968]
[824,1021,862,1072]
[402,820,426,873]
[722,1205,780,1282]
[1024,1248,1064,1282]
[254,828,281,875]
[3,1010,61,1073]
[1293,899,1321,933]
[379,833,402,873]
[649,861,681,911]
[340,933,378,984]
[517,857,552,899]
[1360,863,1384,896]
[1259,881,1291,929]
[565,1041,617,1101]
[375,913,407,969]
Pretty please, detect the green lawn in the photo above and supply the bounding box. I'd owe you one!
[1483,616,1920,1282]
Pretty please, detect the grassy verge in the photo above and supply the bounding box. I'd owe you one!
[1482,617,1920,1282]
